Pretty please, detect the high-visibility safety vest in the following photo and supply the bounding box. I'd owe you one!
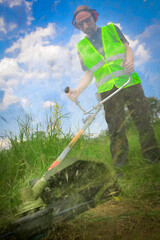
[76,23,141,93]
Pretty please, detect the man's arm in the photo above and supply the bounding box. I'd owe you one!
[67,70,93,102]
[122,43,134,73]
[114,25,134,73]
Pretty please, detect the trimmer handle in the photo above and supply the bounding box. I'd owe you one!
[64,86,86,113]
[64,86,70,94]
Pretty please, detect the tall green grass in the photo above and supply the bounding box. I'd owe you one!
[120,121,160,204]
[0,106,160,233]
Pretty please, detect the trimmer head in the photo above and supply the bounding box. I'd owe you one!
[12,158,119,239]
[18,186,45,216]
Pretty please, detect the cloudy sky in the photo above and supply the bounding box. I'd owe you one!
[0,0,160,143]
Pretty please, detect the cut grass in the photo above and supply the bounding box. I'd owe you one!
[0,119,160,233]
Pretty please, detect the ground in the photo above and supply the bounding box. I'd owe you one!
[43,198,160,240]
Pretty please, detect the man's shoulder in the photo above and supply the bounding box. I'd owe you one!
[102,23,129,44]
[101,23,116,29]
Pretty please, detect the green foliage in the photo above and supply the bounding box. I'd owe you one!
[118,123,160,205]
[0,102,70,232]
[146,97,160,123]
[46,100,63,139]
[0,101,160,233]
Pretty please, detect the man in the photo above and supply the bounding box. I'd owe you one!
[67,5,159,170]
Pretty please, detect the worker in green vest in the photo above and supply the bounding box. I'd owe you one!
[67,5,159,172]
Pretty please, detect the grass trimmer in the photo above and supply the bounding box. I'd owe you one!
[18,77,130,215]
[11,77,131,239]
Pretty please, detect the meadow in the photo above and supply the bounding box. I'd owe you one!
[0,102,160,236]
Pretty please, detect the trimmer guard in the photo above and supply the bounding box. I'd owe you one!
[12,158,118,239]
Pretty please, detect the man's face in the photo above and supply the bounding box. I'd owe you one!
[75,12,97,37]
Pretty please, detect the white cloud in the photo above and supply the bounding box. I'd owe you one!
[5,23,82,86]
[0,0,34,35]
[0,58,20,78]
[27,16,34,26]
[25,0,34,25]
[21,97,29,108]
[0,23,83,113]
[134,43,151,66]
[43,101,56,109]
[0,58,22,110]
[6,23,56,54]
[8,23,17,31]
[137,23,160,58]
[131,23,160,73]
[0,17,17,36]
[0,138,11,150]
[124,34,139,49]
[7,0,23,8]
[0,91,18,110]
[0,58,23,95]
[0,22,89,135]
[138,22,160,41]
[0,17,6,34]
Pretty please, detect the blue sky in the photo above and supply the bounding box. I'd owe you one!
[0,0,160,147]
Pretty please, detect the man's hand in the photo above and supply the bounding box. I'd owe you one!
[122,43,134,73]
[66,70,93,102]
[67,89,80,102]
[122,58,134,73]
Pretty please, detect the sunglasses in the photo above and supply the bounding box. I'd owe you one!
[76,16,92,28]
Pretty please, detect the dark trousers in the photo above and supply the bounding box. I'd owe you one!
[100,83,159,167]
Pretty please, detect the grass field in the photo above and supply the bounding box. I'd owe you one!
[0,113,160,235]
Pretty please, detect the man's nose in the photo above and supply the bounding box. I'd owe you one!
[82,21,89,28]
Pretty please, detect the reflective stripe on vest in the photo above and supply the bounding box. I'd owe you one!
[95,69,127,88]
[106,53,125,62]
[89,53,125,73]
[90,59,106,73]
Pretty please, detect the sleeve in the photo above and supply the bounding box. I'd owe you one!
[114,24,129,45]
[78,51,88,72]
